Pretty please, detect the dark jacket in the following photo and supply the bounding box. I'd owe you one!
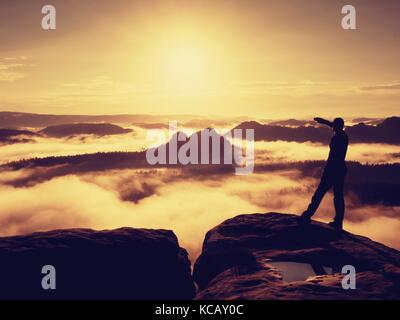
[325,130,348,174]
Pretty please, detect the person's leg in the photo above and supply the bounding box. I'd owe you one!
[333,173,345,225]
[302,175,333,219]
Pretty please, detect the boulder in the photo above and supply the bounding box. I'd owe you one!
[0,227,195,300]
[194,213,400,299]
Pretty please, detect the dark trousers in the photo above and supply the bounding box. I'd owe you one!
[304,167,346,223]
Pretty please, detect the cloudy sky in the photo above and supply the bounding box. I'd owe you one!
[0,0,399,118]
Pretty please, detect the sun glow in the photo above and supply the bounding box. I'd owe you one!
[161,42,209,92]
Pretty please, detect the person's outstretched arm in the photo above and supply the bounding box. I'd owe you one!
[314,117,333,128]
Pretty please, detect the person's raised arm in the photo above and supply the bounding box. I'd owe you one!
[314,117,333,128]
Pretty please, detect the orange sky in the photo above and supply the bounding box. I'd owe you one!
[0,0,399,118]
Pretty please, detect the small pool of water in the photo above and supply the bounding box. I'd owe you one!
[266,261,333,282]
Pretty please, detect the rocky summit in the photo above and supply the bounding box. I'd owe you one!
[0,213,399,300]
[0,227,195,300]
[193,213,400,300]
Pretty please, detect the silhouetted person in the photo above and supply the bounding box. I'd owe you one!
[300,117,348,230]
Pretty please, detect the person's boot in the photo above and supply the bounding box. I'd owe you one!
[299,211,311,225]
[328,220,343,231]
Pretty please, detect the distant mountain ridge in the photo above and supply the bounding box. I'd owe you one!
[0,111,220,128]
[39,123,132,137]
[235,116,400,144]
[0,128,36,144]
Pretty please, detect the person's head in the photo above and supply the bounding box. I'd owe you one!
[333,117,345,133]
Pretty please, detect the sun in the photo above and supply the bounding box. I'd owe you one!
[162,43,208,91]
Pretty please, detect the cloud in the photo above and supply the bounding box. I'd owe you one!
[0,128,146,165]
[237,80,329,89]
[1,131,398,167]
[0,57,28,82]
[0,166,399,264]
[233,80,338,96]
[45,76,137,106]
[345,215,400,250]
[359,83,400,91]
[1,136,399,209]
[0,174,261,261]
[0,132,399,261]
[254,141,400,165]
[232,80,397,97]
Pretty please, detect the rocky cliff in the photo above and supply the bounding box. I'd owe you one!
[194,213,400,299]
[1,213,399,300]
[0,227,195,300]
